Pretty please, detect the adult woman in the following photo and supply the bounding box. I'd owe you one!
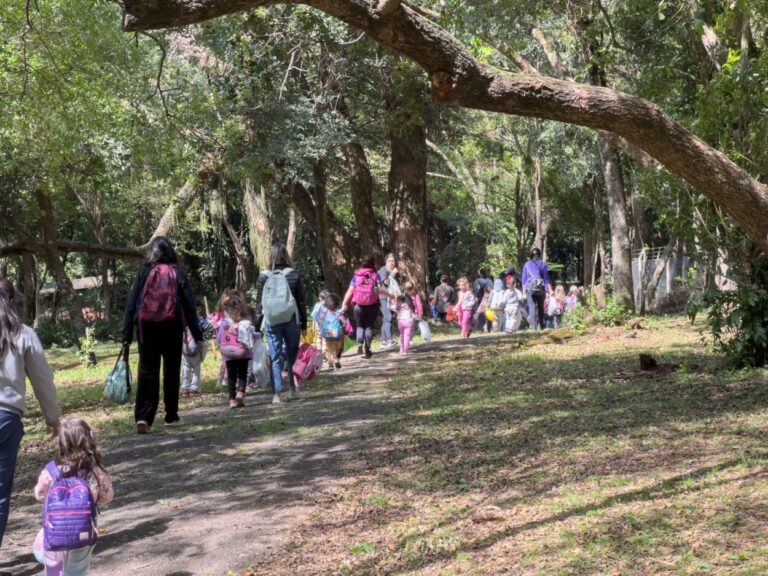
[377,254,398,348]
[253,242,307,403]
[0,279,60,546]
[342,255,390,358]
[521,247,551,330]
[123,236,202,433]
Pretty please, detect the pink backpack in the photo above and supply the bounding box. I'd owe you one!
[292,343,323,381]
[219,322,250,359]
[352,268,379,306]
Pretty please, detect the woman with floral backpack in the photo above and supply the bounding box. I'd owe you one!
[342,255,391,359]
[123,237,203,434]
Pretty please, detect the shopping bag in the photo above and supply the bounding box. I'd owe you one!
[419,320,432,342]
[103,345,132,404]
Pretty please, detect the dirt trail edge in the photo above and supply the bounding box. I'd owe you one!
[3,337,475,576]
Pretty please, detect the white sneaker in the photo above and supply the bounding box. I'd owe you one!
[272,393,283,404]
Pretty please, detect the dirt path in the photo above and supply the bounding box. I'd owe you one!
[2,337,477,576]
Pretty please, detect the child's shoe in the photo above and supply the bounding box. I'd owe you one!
[236,390,246,407]
[334,361,342,369]
[181,389,190,398]
[228,399,238,409]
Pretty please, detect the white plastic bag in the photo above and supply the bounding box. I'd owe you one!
[419,320,432,342]
[249,339,271,388]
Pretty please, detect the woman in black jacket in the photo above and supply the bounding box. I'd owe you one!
[123,237,202,433]
[252,242,307,403]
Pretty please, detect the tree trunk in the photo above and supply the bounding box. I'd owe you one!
[122,0,768,252]
[343,142,379,259]
[244,181,272,271]
[388,121,429,296]
[286,206,296,257]
[33,190,87,337]
[21,253,37,325]
[212,179,253,293]
[598,136,635,311]
[533,152,543,253]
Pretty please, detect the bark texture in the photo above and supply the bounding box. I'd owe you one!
[343,142,379,259]
[121,0,768,251]
[389,122,429,295]
[598,137,634,311]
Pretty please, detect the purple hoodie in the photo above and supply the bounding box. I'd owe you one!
[521,259,550,292]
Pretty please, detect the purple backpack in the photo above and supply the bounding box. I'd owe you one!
[42,461,98,551]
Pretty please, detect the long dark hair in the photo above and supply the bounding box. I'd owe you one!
[0,279,21,361]
[360,255,375,269]
[269,242,293,270]
[146,236,179,265]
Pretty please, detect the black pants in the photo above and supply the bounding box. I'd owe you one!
[532,292,546,330]
[354,304,379,352]
[226,358,249,399]
[136,319,183,426]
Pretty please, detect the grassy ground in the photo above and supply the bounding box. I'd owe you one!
[18,317,768,575]
[253,317,768,576]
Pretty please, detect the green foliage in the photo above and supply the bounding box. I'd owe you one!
[36,317,77,349]
[565,304,588,336]
[689,254,768,368]
[592,296,631,327]
[78,327,98,368]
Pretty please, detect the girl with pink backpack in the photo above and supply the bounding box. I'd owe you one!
[217,294,255,409]
[456,277,476,338]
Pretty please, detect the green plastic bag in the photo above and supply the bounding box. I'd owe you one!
[104,345,132,404]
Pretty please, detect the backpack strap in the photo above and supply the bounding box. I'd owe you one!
[45,460,60,481]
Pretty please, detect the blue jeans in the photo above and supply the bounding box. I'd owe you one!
[380,297,393,344]
[264,317,301,393]
[0,409,24,547]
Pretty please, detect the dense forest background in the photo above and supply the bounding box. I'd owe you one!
[1,0,766,365]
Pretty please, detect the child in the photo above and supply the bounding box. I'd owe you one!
[209,291,231,388]
[310,289,329,354]
[551,285,566,328]
[395,294,415,354]
[488,279,509,332]
[181,312,215,397]
[565,285,579,313]
[504,276,524,332]
[456,277,476,338]
[315,292,345,369]
[217,293,254,409]
[33,418,113,576]
[403,281,423,343]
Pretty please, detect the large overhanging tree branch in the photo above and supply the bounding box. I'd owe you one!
[121,0,768,251]
[0,177,199,260]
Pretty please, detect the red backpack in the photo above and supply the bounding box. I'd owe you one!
[352,268,379,306]
[139,264,179,324]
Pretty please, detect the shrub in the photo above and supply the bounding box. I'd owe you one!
[689,253,768,368]
[35,317,77,348]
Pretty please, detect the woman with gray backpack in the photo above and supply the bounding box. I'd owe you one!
[252,242,307,403]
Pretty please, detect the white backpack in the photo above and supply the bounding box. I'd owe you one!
[261,268,298,327]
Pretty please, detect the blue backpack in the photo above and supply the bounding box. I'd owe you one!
[319,311,344,341]
[42,461,98,551]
